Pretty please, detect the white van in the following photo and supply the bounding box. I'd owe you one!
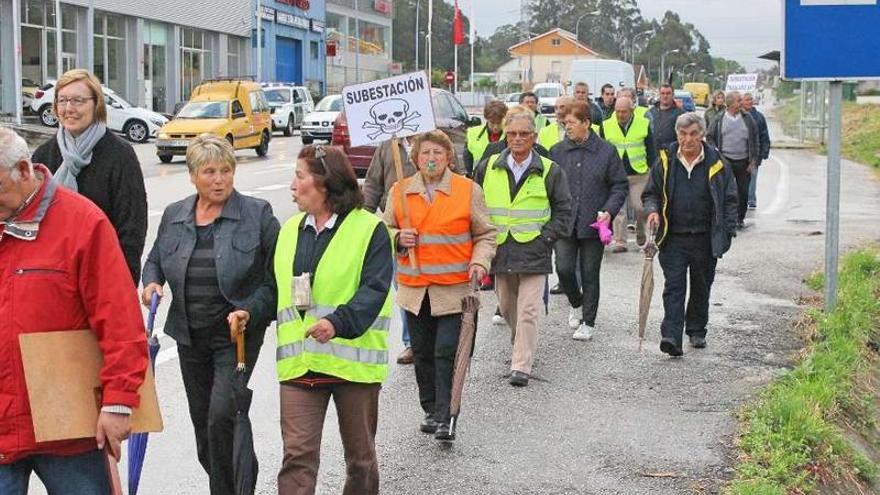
[531,82,565,115]
[568,59,635,101]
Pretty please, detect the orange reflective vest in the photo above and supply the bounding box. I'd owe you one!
[394,173,474,287]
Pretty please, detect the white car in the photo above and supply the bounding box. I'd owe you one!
[503,92,522,109]
[301,95,342,144]
[30,83,168,143]
[262,84,315,137]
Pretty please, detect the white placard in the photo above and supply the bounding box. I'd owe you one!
[725,73,759,92]
[342,72,436,147]
[801,0,876,5]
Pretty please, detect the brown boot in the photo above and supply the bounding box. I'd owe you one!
[396,347,414,365]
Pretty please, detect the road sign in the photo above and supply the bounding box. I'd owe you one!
[342,71,436,147]
[445,70,455,85]
[725,73,758,92]
[782,0,880,80]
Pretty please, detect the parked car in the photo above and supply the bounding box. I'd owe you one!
[301,95,342,144]
[502,92,522,109]
[331,88,480,177]
[262,83,315,137]
[532,82,565,115]
[30,81,168,142]
[683,82,711,107]
[156,78,271,163]
[674,90,696,112]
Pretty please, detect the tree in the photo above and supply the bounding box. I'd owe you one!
[635,11,713,86]
[392,0,475,81]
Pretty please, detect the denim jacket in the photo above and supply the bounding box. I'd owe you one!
[142,190,280,345]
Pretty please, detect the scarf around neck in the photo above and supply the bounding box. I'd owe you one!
[55,122,107,192]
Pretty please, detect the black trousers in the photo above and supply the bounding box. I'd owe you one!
[658,233,717,345]
[554,237,605,327]
[406,294,462,425]
[177,322,261,495]
[726,157,751,222]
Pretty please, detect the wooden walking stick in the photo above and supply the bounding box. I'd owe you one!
[390,135,419,271]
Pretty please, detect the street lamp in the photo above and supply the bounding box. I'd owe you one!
[682,62,697,84]
[630,30,652,66]
[660,48,680,86]
[574,10,601,43]
[415,0,421,71]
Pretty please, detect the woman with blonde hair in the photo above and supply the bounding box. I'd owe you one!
[384,130,496,441]
[32,69,147,285]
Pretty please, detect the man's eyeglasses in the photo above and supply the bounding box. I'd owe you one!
[56,97,95,108]
[506,131,533,139]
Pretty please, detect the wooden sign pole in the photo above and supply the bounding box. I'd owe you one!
[390,136,418,271]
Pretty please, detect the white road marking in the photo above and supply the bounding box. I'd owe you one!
[256,183,289,191]
[148,210,163,217]
[238,190,261,196]
[760,154,791,217]
[801,0,876,5]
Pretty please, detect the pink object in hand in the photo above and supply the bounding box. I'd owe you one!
[590,219,613,246]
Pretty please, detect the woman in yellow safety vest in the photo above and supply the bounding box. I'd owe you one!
[383,130,497,442]
[274,145,394,494]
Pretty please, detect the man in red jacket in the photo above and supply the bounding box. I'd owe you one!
[0,127,148,494]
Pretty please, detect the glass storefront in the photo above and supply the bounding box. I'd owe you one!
[358,20,389,57]
[180,27,213,101]
[20,0,58,85]
[227,36,246,78]
[93,12,126,96]
[143,22,167,111]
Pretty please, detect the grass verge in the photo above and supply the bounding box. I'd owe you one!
[726,249,880,495]
[777,98,880,168]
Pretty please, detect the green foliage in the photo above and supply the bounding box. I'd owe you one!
[392,0,475,78]
[726,249,880,495]
[806,272,824,292]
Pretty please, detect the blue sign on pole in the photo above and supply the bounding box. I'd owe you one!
[783,0,880,80]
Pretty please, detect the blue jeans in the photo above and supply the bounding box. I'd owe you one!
[0,450,110,495]
[748,162,760,204]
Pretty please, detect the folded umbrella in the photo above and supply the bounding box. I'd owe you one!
[230,319,258,495]
[638,227,658,352]
[127,292,162,495]
[449,275,481,439]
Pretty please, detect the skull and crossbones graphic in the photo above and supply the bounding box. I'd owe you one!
[362,99,422,140]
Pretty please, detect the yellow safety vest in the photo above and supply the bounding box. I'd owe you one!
[466,125,504,164]
[274,209,393,384]
[635,106,648,119]
[655,149,725,246]
[602,113,651,174]
[538,122,601,149]
[534,113,549,129]
[481,153,552,244]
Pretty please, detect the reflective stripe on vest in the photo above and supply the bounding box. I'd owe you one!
[466,125,503,163]
[481,154,552,244]
[602,114,651,174]
[274,209,393,384]
[394,172,474,287]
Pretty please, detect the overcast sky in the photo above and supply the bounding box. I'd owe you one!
[463,0,782,70]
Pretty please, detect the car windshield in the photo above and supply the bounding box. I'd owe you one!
[507,93,521,102]
[264,89,291,104]
[177,101,228,119]
[534,87,559,98]
[106,93,131,109]
[314,96,342,112]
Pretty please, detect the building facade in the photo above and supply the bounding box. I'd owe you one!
[253,0,326,95]
[324,0,393,93]
[507,28,600,90]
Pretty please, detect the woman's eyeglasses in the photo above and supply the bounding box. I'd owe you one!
[56,97,95,108]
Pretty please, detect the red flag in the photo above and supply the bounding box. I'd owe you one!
[453,0,465,45]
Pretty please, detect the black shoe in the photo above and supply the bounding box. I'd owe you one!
[736,221,746,230]
[509,370,529,386]
[420,414,439,434]
[434,423,455,441]
[689,336,707,348]
[549,283,564,295]
[659,338,683,357]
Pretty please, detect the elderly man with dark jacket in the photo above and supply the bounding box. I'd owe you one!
[551,100,628,341]
[0,127,147,494]
[643,112,738,357]
[706,90,759,228]
[474,110,572,387]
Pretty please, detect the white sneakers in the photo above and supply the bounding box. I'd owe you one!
[492,314,505,325]
[572,323,594,341]
[568,307,581,329]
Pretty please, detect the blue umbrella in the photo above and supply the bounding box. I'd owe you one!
[128,292,161,495]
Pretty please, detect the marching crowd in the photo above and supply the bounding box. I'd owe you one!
[0,68,769,494]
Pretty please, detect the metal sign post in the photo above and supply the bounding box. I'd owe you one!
[824,81,842,310]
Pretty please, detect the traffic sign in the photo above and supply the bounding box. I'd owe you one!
[445,71,455,85]
[782,0,880,80]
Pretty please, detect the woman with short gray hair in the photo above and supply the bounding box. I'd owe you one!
[141,133,280,494]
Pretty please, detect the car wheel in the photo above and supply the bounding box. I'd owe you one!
[124,120,149,143]
[39,104,58,127]
[284,115,294,137]
[301,136,313,144]
[158,154,173,164]
[255,131,269,157]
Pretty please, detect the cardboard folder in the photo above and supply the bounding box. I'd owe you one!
[19,330,163,443]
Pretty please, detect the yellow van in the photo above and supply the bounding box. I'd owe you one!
[683,82,711,107]
[156,78,272,163]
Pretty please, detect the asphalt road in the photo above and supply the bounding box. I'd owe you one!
[26,114,880,494]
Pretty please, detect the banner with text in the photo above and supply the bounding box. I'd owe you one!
[725,73,759,92]
[342,72,436,147]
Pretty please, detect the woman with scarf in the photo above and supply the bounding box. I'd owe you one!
[32,69,147,286]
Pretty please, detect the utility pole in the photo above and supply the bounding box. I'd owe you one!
[55,0,62,77]
[12,0,23,124]
[427,0,433,81]
[256,0,262,81]
[354,0,361,82]
[415,0,420,71]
